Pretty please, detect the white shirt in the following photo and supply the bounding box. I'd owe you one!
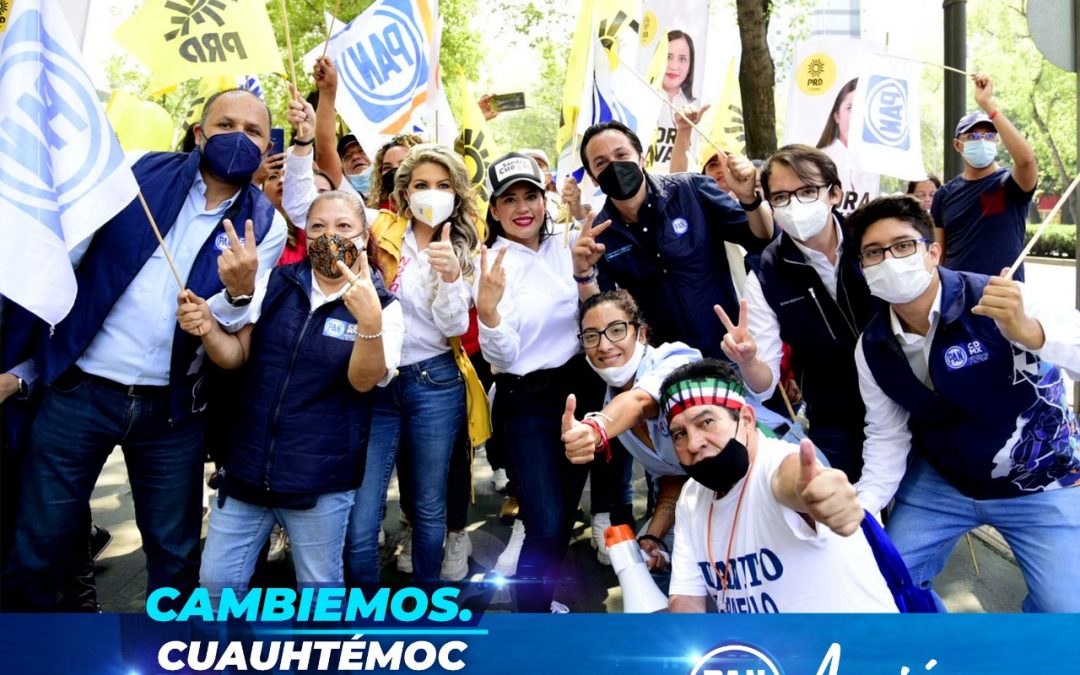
[282,149,377,228]
[391,226,472,366]
[476,234,580,375]
[854,277,1080,513]
[741,223,843,400]
[669,435,898,613]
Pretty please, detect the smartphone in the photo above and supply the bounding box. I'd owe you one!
[270,127,285,156]
[490,92,526,114]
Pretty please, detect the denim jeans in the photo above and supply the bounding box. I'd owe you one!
[201,490,354,604]
[346,352,465,585]
[3,372,203,610]
[887,459,1080,612]
[495,355,603,611]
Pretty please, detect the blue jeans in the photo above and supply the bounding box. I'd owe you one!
[887,459,1080,612]
[200,490,354,604]
[3,372,203,610]
[348,352,465,584]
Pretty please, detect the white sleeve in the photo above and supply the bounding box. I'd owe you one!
[432,276,472,338]
[377,300,405,387]
[282,148,318,227]
[208,211,288,331]
[634,343,701,402]
[852,336,913,514]
[476,267,521,372]
[1017,282,1080,378]
[668,489,708,598]
[742,271,783,399]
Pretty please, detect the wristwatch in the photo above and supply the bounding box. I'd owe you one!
[15,376,27,397]
[225,289,254,307]
[739,193,763,212]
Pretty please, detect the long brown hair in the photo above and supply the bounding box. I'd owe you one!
[816,78,858,149]
[367,133,424,209]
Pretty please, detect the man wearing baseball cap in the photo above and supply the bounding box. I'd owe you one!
[931,73,1037,281]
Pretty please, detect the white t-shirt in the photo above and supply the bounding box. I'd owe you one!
[821,139,880,214]
[669,435,898,613]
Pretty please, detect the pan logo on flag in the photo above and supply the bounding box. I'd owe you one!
[337,0,430,125]
[689,642,783,675]
[796,52,837,95]
[862,75,910,150]
[0,7,122,237]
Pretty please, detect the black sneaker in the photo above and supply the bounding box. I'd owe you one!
[89,524,112,562]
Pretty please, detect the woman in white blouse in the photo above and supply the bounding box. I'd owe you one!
[474,153,608,611]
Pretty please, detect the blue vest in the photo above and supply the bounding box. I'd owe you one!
[756,223,884,480]
[224,261,395,497]
[40,150,275,421]
[861,268,1080,500]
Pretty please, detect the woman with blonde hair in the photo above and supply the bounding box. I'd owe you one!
[344,143,487,588]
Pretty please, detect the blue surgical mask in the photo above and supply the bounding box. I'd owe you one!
[200,131,263,184]
[347,167,372,195]
[962,140,997,169]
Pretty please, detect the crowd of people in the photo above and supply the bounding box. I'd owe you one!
[1,54,1078,615]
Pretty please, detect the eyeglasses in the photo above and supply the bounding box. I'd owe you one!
[768,184,829,208]
[960,131,998,142]
[578,321,637,349]
[858,238,930,267]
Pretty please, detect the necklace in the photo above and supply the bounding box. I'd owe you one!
[705,453,756,612]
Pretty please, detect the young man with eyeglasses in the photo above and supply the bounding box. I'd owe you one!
[931,73,1037,281]
[716,145,881,484]
[851,195,1080,612]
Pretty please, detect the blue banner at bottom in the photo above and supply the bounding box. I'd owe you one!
[1,613,1076,674]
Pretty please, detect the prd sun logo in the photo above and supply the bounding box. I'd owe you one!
[458,128,490,200]
[163,0,233,42]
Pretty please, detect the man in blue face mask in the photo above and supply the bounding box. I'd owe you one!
[3,89,287,610]
[931,73,1037,281]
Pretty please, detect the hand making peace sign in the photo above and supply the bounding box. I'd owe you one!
[476,245,509,328]
[217,218,259,298]
[715,299,757,366]
[336,256,383,331]
[571,211,612,278]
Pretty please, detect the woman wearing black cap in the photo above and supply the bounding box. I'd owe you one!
[474,153,608,612]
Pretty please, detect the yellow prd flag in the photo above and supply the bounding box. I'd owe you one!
[113,0,285,95]
[555,0,595,173]
[698,57,746,167]
[454,77,500,241]
[0,0,12,35]
[106,90,177,151]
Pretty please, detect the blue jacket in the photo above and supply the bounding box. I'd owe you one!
[860,268,1080,500]
[224,261,395,499]
[40,150,275,422]
[595,173,774,359]
[1,299,41,453]
[756,223,883,479]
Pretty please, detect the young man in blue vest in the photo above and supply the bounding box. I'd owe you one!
[3,89,287,611]
[852,195,1080,612]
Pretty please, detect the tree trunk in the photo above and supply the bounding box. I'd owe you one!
[1029,66,1075,224]
[735,0,777,159]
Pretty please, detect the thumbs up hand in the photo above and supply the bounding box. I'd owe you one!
[428,224,462,283]
[561,394,599,465]
[796,439,863,537]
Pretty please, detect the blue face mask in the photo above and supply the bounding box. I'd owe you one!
[200,131,264,184]
[962,139,997,169]
[347,168,372,195]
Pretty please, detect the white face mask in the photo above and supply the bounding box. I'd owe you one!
[773,196,831,241]
[863,252,934,304]
[409,189,456,226]
[586,339,647,388]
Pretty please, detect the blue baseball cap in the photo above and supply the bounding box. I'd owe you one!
[955,111,996,137]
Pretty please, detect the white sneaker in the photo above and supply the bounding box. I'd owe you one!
[395,526,413,574]
[440,530,472,581]
[493,519,525,577]
[550,600,570,614]
[491,468,509,493]
[266,525,288,563]
[591,512,611,566]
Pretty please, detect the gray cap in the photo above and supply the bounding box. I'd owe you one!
[955,111,996,137]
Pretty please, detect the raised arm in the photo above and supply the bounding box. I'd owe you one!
[973,73,1036,192]
[313,56,344,188]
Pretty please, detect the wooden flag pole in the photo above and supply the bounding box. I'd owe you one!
[137,191,185,289]
[280,0,300,89]
[1005,170,1080,279]
[321,0,342,59]
[875,51,976,78]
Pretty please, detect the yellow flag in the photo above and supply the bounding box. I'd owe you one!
[113,0,284,95]
[0,0,12,35]
[555,0,595,164]
[107,90,177,152]
[454,77,499,240]
[698,57,746,167]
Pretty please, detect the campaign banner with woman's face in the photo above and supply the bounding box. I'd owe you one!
[783,38,881,214]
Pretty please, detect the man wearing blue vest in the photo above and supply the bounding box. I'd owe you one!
[572,121,775,359]
[3,89,286,610]
[851,195,1080,612]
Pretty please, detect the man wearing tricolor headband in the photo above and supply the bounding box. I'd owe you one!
[664,359,899,613]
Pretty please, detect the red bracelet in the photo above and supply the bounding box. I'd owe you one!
[989,109,999,121]
[580,418,612,463]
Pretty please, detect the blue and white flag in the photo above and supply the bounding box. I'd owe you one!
[848,52,926,181]
[0,0,138,325]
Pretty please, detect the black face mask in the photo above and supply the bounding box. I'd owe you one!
[380,168,397,197]
[679,420,750,495]
[596,160,645,200]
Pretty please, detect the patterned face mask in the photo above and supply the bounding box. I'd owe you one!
[307,233,360,278]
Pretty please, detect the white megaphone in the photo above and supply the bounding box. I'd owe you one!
[605,524,669,613]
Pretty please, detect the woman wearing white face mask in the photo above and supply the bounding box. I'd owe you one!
[718,145,882,486]
[343,144,486,588]
[562,290,696,580]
